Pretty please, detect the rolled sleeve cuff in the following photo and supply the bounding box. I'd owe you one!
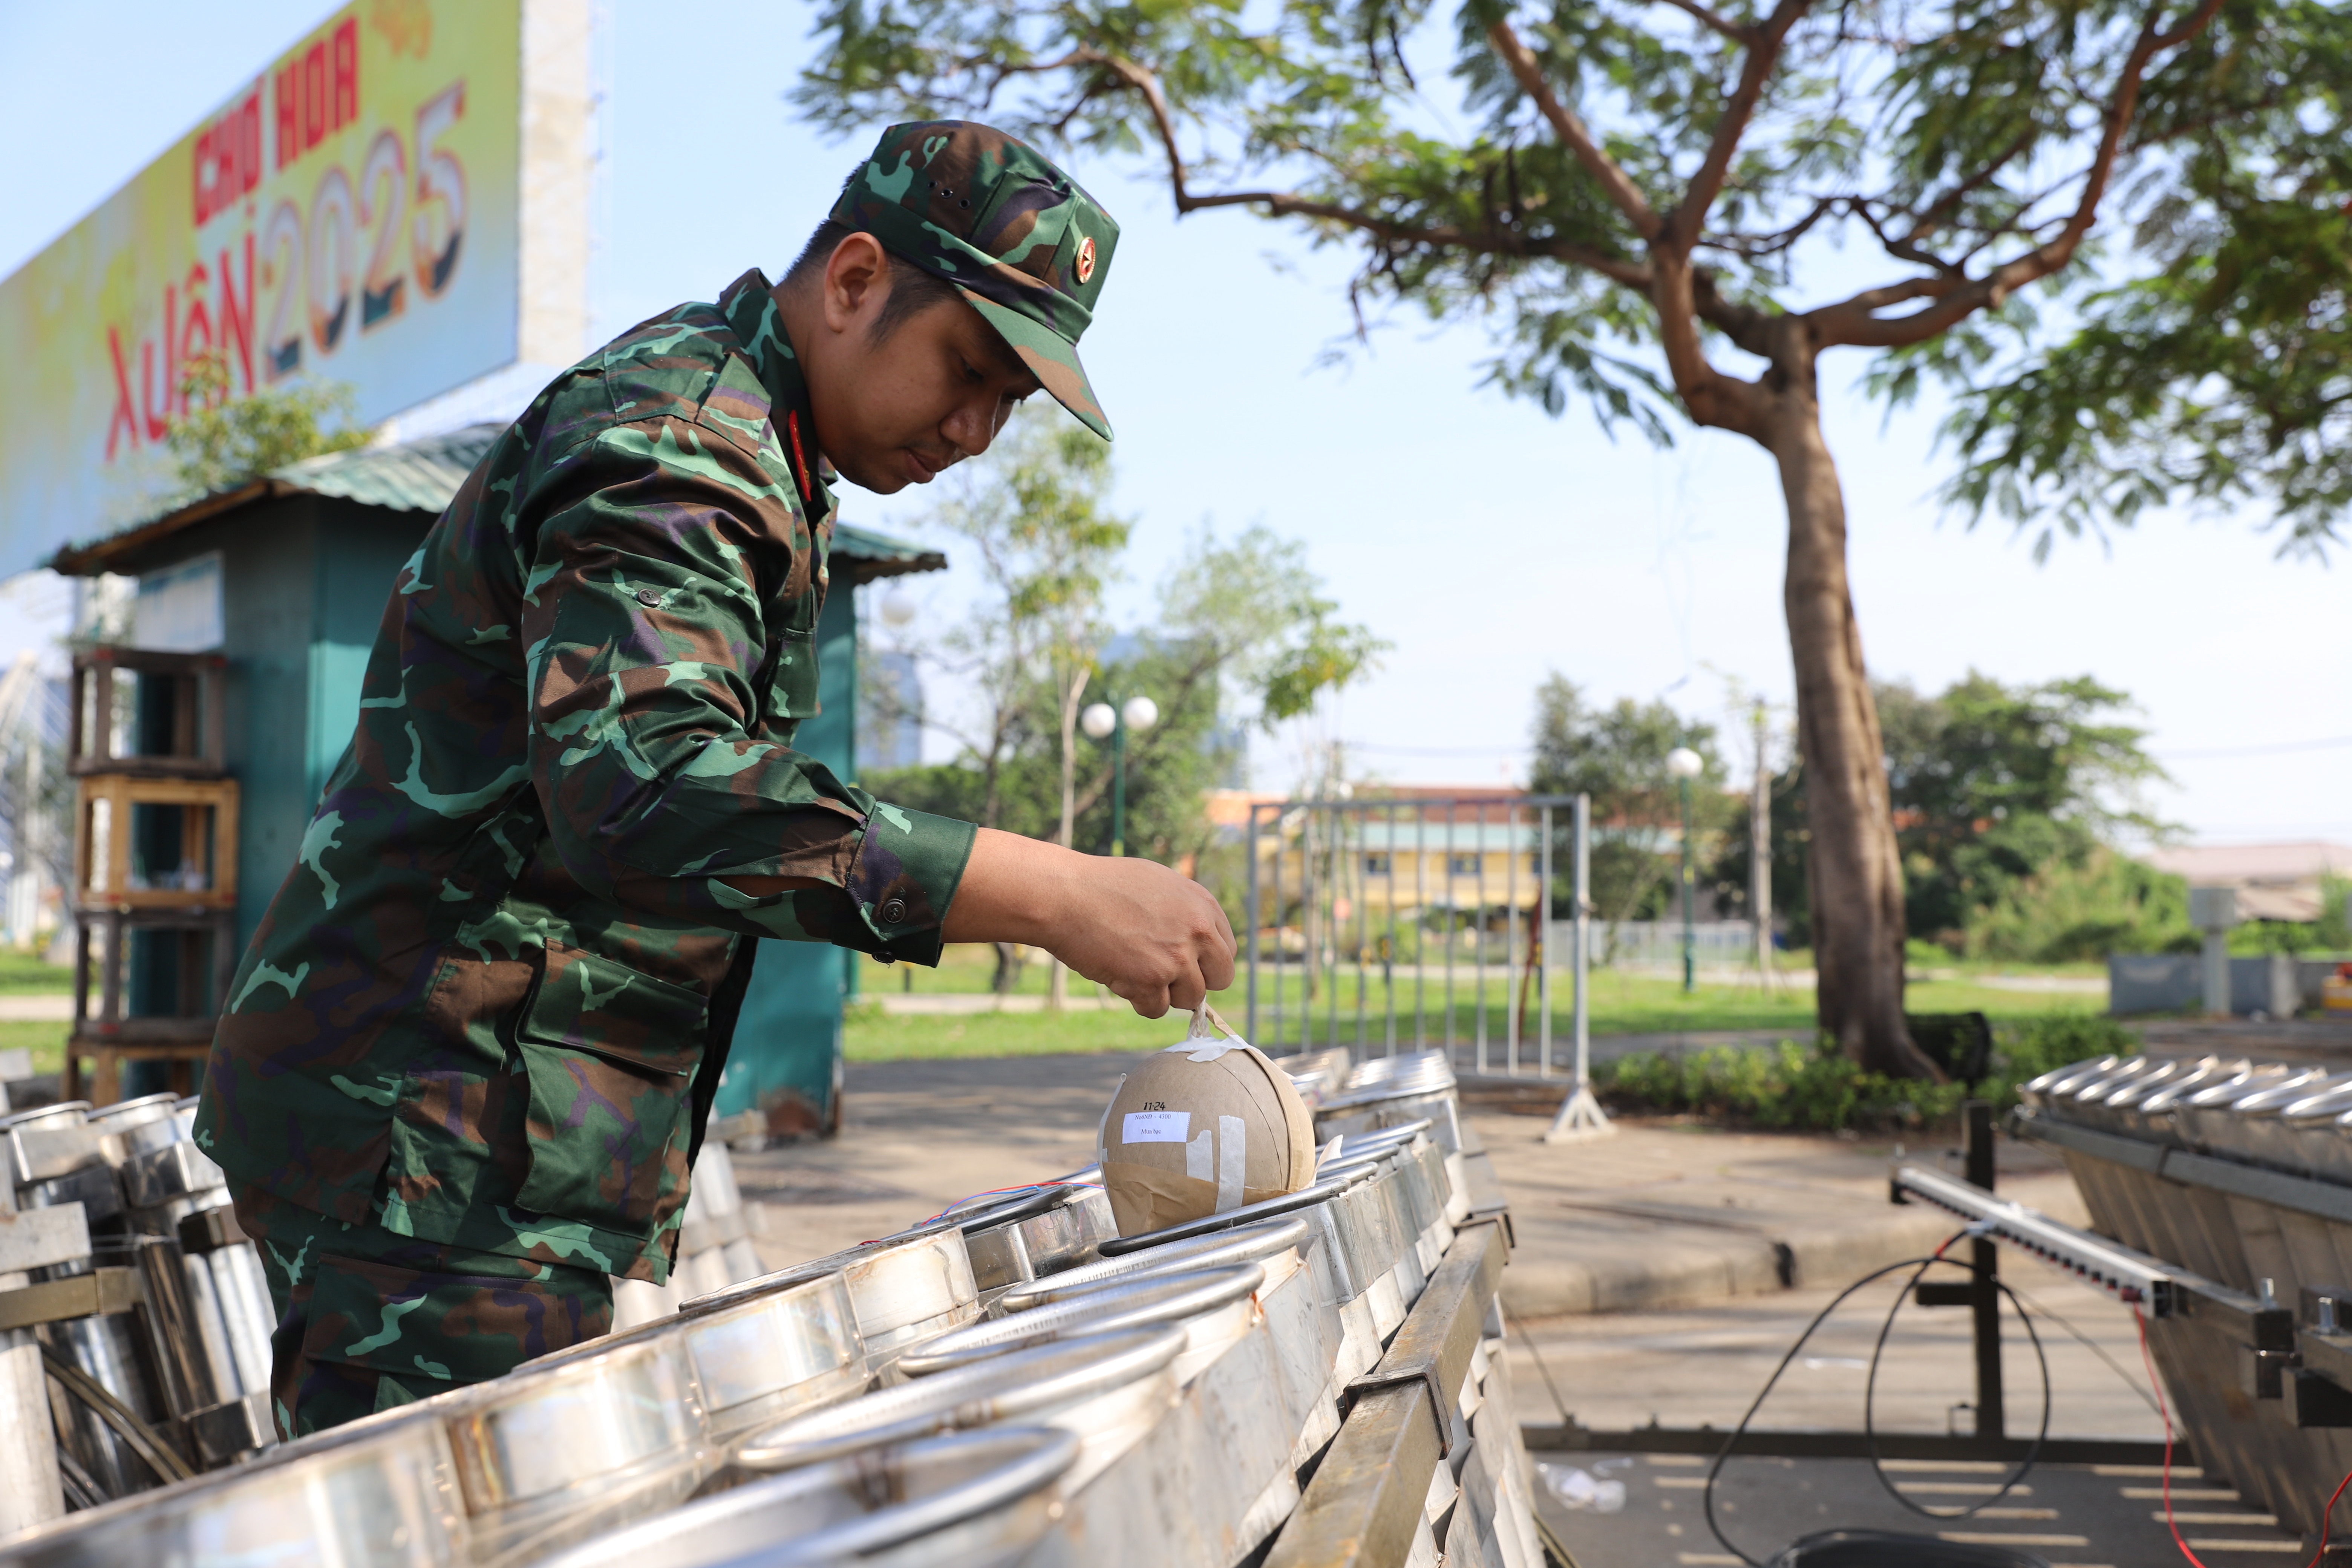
[842,803,977,967]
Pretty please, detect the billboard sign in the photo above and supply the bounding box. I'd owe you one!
[0,0,552,576]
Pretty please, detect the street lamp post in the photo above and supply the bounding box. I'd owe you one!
[1081,695,1158,856]
[1666,746,1703,993]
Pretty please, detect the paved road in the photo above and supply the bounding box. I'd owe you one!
[1538,1451,2300,1567]
[726,1050,2296,1560]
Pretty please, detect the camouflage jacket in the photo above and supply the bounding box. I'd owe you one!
[194,270,974,1282]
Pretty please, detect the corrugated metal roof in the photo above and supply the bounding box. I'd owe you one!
[270,424,505,512]
[54,424,946,578]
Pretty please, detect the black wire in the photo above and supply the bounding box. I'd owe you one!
[2006,1279,2165,1415]
[54,1446,104,1511]
[39,1346,194,1485]
[1700,1234,2055,1568]
[1505,1302,1573,1425]
[1702,1247,1966,1568]
[1861,1251,2052,1519]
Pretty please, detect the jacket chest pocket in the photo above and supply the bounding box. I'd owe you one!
[513,942,707,1240]
[758,586,823,728]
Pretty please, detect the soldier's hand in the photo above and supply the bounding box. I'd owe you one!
[942,829,1236,1017]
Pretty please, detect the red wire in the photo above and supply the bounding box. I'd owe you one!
[2137,1301,2352,1568]
[2311,1463,2352,1568]
[2137,1304,2212,1568]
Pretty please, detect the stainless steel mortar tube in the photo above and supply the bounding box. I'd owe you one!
[0,1402,470,1568]
[0,1143,65,1537]
[896,1264,1266,1378]
[734,1326,1185,1493]
[533,1426,1081,1568]
[2017,1055,2118,1108]
[531,1265,868,1450]
[997,1216,1312,1310]
[4,1100,175,1502]
[686,1221,981,1372]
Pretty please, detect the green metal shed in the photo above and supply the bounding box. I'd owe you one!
[51,424,942,1134]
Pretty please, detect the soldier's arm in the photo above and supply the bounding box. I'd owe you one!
[946,828,1236,1017]
[521,418,969,963]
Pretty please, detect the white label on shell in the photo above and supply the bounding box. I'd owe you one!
[1122,1111,1191,1144]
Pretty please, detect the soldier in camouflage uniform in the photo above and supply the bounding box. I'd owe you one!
[194,121,1234,1436]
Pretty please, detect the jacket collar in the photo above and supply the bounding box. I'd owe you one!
[719,268,834,527]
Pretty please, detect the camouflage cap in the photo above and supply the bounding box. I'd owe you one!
[831,121,1119,439]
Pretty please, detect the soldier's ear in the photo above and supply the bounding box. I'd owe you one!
[820,232,891,337]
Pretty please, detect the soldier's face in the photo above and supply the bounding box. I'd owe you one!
[803,234,1041,493]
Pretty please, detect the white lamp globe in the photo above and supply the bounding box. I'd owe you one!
[1121,695,1159,733]
[1665,746,1704,780]
[1080,702,1118,741]
[879,590,917,629]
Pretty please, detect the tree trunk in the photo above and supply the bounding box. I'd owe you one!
[1767,344,1943,1081]
[991,941,1027,997]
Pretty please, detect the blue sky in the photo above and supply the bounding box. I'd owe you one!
[2,0,2343,843]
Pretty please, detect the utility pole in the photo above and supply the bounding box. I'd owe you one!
[1751,702,1773,990]
[1666,747,1703,993]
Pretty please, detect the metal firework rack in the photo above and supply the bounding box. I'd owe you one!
[0,1046,1542,1568]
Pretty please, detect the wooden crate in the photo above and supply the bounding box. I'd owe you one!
[64,1040,213,1106]
[70,908,239,1040]
[74,775,239,912]
[69,646,228,778]
[66,904,238,1107]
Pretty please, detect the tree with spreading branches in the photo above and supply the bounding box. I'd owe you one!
[796,0,2318,1076]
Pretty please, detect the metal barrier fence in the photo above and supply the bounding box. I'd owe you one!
[1243,794,1592,1074]
[1584,918,1762,969]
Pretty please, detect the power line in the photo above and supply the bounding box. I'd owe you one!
[1346,731,2352,764]
[2158,733,2352,760]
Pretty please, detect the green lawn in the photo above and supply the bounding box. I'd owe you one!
[0,955,75,1079]
[0,938,2105,1073]
[2,1020,70,1078]
[844,1003,1202,1060]
[0,953,74,994]
[844,946,2107,1060]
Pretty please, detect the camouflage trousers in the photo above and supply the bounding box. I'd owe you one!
[231,1187,613,1439]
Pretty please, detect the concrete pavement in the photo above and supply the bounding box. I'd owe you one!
[732,1050,2086,1327]
[1469,1105,2090,1318]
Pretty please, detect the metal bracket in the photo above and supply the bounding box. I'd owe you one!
[1343,1219,1507,1457]
[2245,1345,2298,1401]
[176,1204,247,1257]
[0,1267,144,1331]
[2290,1368,2352,1429]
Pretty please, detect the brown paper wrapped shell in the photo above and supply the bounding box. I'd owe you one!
[1097,1029,1317,1237]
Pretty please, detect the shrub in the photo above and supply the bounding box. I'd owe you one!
[1596,1014,2140,1132]
[1964,848,2190,963]
[1993,1012,2139,1084]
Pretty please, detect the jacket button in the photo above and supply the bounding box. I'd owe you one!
[879,899,906,925]
[635,588,661,606]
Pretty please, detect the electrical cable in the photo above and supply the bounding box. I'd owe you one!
[2308,1464,2352,1568]
[1861,1251,2051,1519]
[1701,1234,2053,1567]
[2131,1300,2352,1568]
[1701,1244,1966,1568]
[2137,1304,2209,1568]
[39,1346,194,1486]
[53,1446,104,1511]
[1504,1302,1573,1425]
[2001,1279,2165,1416]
